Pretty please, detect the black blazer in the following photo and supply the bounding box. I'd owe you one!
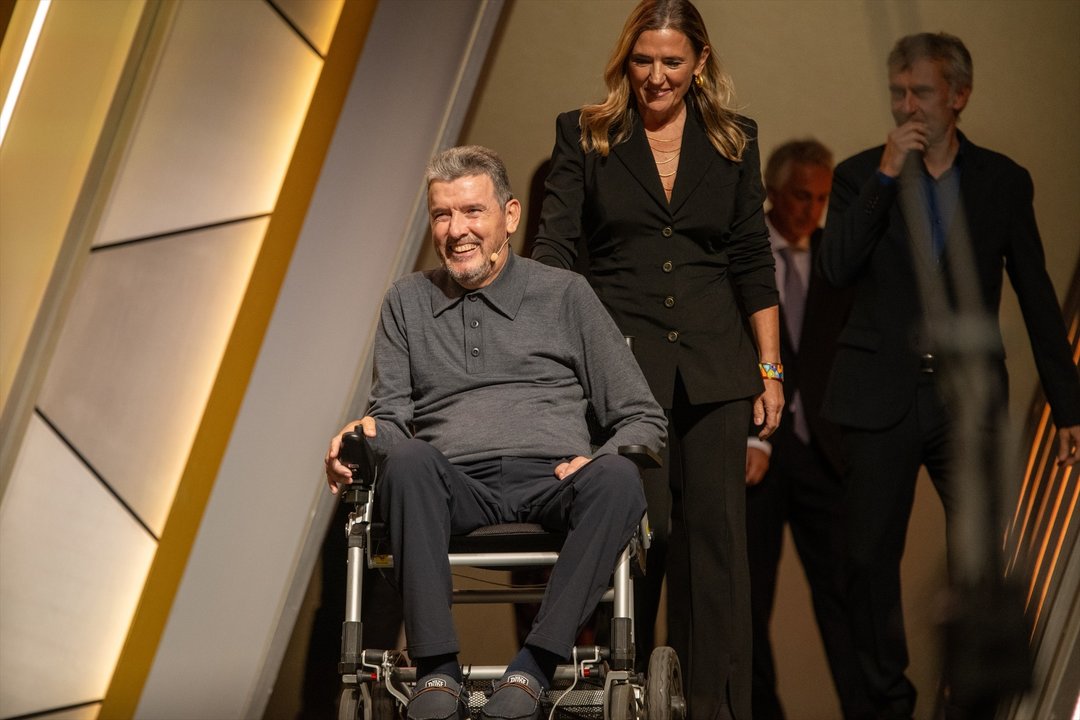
[771,230,853,474]
[819,134,1080,430]
[532,105,778,409]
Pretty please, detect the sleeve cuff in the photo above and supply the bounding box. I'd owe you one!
[746,437,772,456]
[876,170,898,186]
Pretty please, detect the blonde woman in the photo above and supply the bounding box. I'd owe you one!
[532,2,781,717]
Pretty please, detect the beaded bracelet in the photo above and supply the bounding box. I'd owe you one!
[758,362,784,381]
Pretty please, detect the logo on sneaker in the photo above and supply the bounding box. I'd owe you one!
[507,674,530,686]
[425,678,447,688]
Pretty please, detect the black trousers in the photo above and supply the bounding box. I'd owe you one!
[747,424,871,720]
[842,377,955,720]
[664,377,753,720]
[379,439,646,659]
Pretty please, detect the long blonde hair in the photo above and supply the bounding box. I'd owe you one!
[580,0,747,161]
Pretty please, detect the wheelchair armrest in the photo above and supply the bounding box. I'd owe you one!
[618,444,661,469]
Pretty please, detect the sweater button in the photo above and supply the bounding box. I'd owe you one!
[661,226,673,237]
[664,296,675,308]
[666,330,679,342]
[471,347,480,357]
[662,260,673,272]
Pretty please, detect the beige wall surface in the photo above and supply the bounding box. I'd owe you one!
[439,2,1080,718]
[0,0,144,412]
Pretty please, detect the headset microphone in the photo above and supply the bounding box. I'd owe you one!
[490,237,512,263]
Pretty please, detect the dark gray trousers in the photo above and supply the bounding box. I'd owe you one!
[379,439,646,660]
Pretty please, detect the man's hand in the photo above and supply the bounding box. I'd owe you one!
[754,379,785,440]
[746,446,770,487]
[324,417,376,494]
[1058,425,1080,466]
[879,120,928,177]
[554,455,592,480]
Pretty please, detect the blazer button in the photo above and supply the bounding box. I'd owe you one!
[664,296,675,308]
[666,330,679,342]
[662,260,673,273]
[662,226,673,238]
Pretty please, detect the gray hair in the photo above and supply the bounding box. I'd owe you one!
[888,32,973,94]
[425,145,514,207]
[764,138,833,193]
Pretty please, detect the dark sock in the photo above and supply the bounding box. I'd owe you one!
[507,645,563,690]
[416,653,461,684]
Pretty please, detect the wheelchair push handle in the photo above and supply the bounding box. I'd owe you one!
[339,426,378,484]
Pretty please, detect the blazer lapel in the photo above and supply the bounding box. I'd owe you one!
[668,104,717,215]
[611,112,670,212]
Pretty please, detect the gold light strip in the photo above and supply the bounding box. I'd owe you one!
[1031,466,1076,635]
[1007,407,1051,561]
[99,1,378,716]
[1007,260,1080,640]
[0,0,50,147]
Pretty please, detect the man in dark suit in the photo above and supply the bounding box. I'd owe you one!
[745,139,869,720]
[820,33,1080,719]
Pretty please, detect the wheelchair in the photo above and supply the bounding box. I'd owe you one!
[334,428,686,720]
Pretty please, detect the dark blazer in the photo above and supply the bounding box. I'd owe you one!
[532,105,777,409]
[819,134,1080,430]
[771,229,853,474]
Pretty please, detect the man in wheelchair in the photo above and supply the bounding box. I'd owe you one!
[324,146,666,720]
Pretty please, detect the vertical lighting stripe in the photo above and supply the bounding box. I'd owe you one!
[1032,468,1076,634]
[0,0,50,147]
[98,1,378,716]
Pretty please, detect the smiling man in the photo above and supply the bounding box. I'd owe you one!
[819,33,1080,720]
[325,146,666,720]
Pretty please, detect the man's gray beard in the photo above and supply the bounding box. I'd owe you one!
[447,259,491,287]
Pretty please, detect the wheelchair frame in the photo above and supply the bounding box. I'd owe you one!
[335,432,684,720]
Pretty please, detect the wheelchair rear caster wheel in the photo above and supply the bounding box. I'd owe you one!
[339,684,399,720]
[646,647,685,720]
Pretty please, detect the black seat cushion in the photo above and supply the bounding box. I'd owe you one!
[448,523,566,554]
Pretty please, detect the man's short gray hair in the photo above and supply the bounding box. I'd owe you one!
[425,145,514,207]
[764,138,833,193]
[888,32,973,94]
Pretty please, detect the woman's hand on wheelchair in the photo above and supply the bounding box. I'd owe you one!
[325,417,377,494]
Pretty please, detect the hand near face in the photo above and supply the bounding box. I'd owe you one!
[879,120,928,178]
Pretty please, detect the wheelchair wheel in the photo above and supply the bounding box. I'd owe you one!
[606,681,636,720]
[338,686,360,720]
[338,684,399,720]
[645,646,685,720]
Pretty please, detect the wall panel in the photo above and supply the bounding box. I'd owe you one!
[38,220,266,536]
[0,416,155,718]
[95,0,322,245]
[273,0,345,56]
[0,0,144,411]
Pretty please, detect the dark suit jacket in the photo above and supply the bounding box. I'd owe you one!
[768,229,854,475]
[532,105,778,409]
[820,133,1080,430]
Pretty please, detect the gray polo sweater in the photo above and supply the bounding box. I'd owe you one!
[366,252,666,464]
